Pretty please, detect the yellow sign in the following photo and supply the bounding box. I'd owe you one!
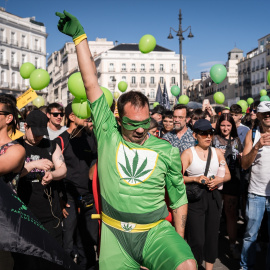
[16,88,38,109]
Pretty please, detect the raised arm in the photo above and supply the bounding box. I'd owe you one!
[56,10,102,103]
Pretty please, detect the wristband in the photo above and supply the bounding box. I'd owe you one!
[73,33,87,46]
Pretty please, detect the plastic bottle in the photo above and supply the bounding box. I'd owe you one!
[217,160,226,190]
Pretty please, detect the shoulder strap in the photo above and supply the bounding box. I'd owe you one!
[251,128,257,143]
[204,147,212,177]
[57,136,64,154]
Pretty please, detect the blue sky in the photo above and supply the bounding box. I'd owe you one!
[3,0,270,80]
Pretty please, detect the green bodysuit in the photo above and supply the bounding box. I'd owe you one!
[90,94,195,269]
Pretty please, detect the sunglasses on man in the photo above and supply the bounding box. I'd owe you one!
[50,112,64,117]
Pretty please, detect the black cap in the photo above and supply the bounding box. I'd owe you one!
[26,110,48,136]
[193,119,213,132]
[65,103,73,118]
[151,105,165,115]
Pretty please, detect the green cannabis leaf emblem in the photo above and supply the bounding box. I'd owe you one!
[118,148,152,184]
[122,223,133,232]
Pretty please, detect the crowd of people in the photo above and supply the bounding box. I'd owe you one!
[0,10,269,270]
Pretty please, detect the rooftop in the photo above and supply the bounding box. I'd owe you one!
[109,43,172,52]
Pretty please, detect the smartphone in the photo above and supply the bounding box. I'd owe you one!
[203,99,209,107]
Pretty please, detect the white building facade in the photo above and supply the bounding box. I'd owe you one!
[0,7,47,98]
[48,41,188,107]
[95,43,182,105]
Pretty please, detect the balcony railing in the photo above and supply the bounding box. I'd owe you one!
[256,66,260,71]
[34,46,41,52]
[170,82,176,86]
[108,68,115,72]
[159,69,165,72]
[247,67,251,72]
[252,67,255,72]
[11,83,19,89]
[140,69,146,72]
[139,83,147,87]
[261,64,265,69]
[0,82,9,88]
[149,83,156,87]
[149,69,155,73]
[130,83,137,87]
[11,61,19,68]
[121,69,127,72]
[108,82,116,88]
[0,36,8,43]
[21,42,28,49]
[0,58,8,65]
[11,39,18,46]
[170,69,177,73]
[256,79,260,84]
[130,69,137,72]
[261,78,265,83]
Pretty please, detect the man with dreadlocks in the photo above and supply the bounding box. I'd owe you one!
[56,10,196,270]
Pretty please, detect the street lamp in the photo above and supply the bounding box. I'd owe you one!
[168,9,194,96]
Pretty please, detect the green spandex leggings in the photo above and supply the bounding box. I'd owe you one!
[99,220,195,270]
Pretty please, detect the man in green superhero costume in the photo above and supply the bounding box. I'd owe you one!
[56,11,196,270]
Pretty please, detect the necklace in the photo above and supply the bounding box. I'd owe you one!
[195,146,208,158]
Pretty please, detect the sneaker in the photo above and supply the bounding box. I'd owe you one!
[230,244,241,260]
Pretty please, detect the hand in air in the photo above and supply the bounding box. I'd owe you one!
[55,10,85,39]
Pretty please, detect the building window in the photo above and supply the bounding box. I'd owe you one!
[35,39,39,50]
[22,54,26,64]
[141,64,145,71]
[11,52,15,65]
[171,77,176,84]
[0,28,5,41]
[109,63,114,71]
[131,63,136,71]
[35,57,39,68]
[150,89,155,98]
[122,76,126,82]
[160,77,164,84]
[160,64,164,71]
[132,77,136,84]
[1,70,5,83]
[171,64,175,71]
[122,63,126,71]
[141,77,145,84]
[0,49,4,61]
[11,32,16,44]
[150,77,155,84]
[150,64,154,71]
[11,72,16,86]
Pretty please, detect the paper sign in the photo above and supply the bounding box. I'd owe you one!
[16,88,38,109]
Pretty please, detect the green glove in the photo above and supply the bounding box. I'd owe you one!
[55,10,85,40]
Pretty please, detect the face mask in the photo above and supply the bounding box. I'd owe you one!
[121,116,151,131]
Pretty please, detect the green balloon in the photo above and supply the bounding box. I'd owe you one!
[213,92,225,104]
[153,102,159,108]
[32,96,45,108]
[268,71,270,86]
[20,62,36,79]
[237,100,248,113]
[178,95,189,105]
[29,69,50,90]
[68,72,87,100]
[247,97,254,105]
[260,89,267,96]
[210,64,227,84]
[171,85,180,97]
[260,95,270,102]
[72,98,91,119]
[100,86,113,108]
[118,81,128,92]
[139,34,156,54]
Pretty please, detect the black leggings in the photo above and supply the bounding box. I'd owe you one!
[186,190,222,265]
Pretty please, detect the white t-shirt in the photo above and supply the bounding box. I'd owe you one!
[47,126,67,140]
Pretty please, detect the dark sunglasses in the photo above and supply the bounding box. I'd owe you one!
[261,112,270,117]
[197,130,214,137]
[51,112,64,117]
[0,110,11,115]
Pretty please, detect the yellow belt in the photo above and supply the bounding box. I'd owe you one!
[92,212,164,233]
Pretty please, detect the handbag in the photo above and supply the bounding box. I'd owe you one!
[186,147,212,202]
